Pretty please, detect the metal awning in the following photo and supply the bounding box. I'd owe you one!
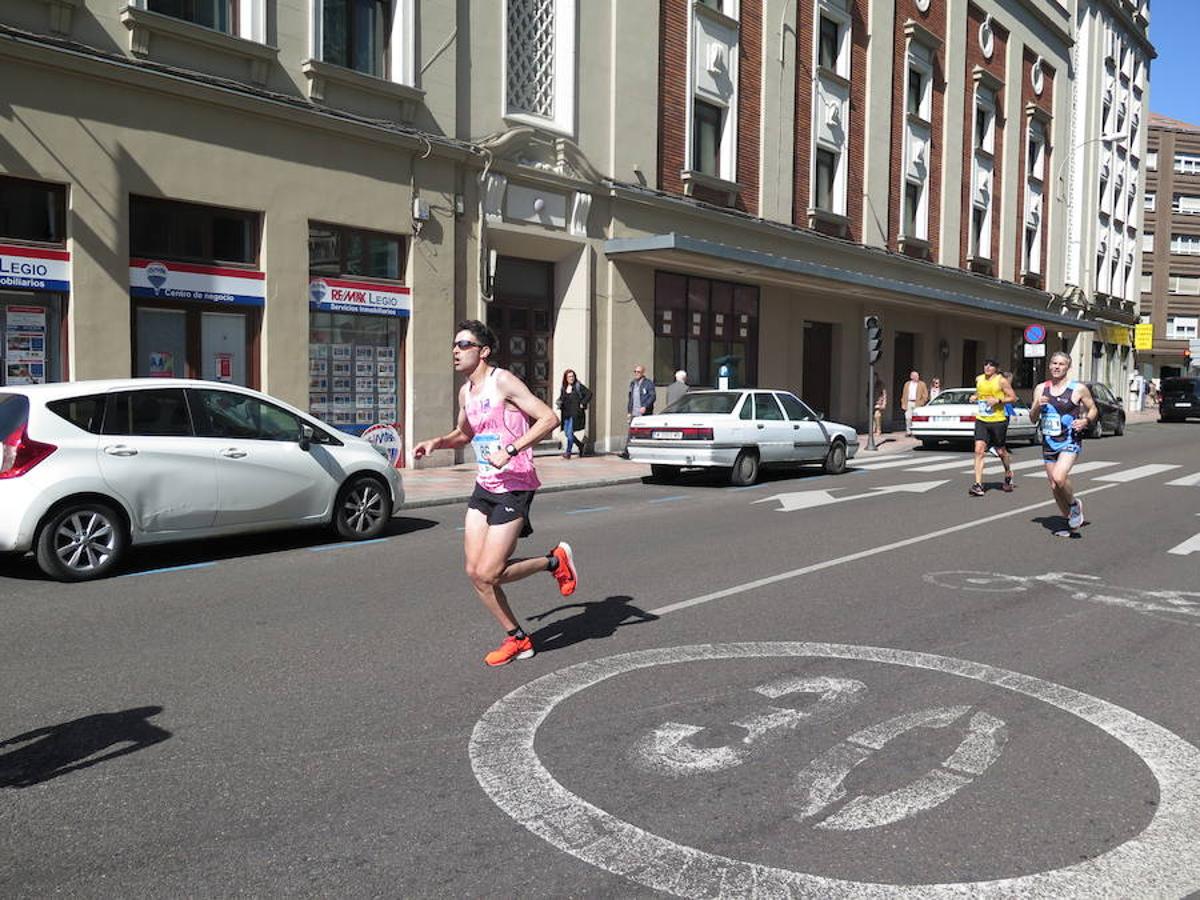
[604,232,1097,332]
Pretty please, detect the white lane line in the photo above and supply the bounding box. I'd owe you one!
[852,455,955,471]
[650,484,1118,616]
[1093,464,1182,483]
[1166,472,1200,487]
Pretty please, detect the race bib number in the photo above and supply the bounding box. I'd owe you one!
[1041,408,1063,437]
[472,433,502,473]
[976,399,992,416]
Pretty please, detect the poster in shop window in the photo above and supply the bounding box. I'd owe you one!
[309,357,327,376]
[355,360,374,377]
[310,395,329,415]
[355,377,374,393]
[214,353,234,382]
[332,344,352,360]
[356,346,375,362]
[310,344,328,359]
[332,360,353,377]
[376,347,395,362]
[310,376,329,391]
[332,377,352,392]
[377,361,396,377]
[5,305,47,385]
[377,377,396,394]
[148,351,175,378]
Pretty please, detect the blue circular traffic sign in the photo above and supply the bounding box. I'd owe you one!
[1024,324,1046,344]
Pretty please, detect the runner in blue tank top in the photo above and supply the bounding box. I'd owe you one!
[1029,351,1099,536]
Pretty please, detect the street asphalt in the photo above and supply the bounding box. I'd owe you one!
[1,421,1199,897]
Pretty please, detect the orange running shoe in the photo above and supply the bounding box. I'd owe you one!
[484,634,534,667]
[550,541,578,596]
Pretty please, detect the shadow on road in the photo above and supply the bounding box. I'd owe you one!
[0,706,171,788]
[528,594,659,654]
[1032,515,1084,539]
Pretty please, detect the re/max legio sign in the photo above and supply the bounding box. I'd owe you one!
[308,277,412,318]
[0,244,70,292]
[129,259,265,307]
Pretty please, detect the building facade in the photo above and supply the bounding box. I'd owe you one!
[0,0,1151,466]
[1141,112,1200,377]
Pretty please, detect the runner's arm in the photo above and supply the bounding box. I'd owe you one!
[1073,385,1099,431]
[1028,384,1046,422]
[413,391,474,458]
[496,369,560,453]
[999,377,1017,405]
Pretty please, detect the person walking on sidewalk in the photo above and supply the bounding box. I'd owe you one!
[968,358,1017,496]
[901,370,929,436]
[556,369,591,459]
[872,375,887,437]
[620,364,655,458]
[665,369,689,408]
[1029,350,1099,536]
[412,320,579,667]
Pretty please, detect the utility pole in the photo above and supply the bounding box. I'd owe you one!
[865,316,882,451]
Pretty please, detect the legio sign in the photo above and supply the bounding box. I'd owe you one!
[130,258,265,307]
[0,244,70,292]
[309,277,411,318]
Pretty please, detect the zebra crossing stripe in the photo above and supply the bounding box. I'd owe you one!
[1094,464,1182,483]
[852,454,954,470]
[1166,472,1200,487]
[977,459,1051,476]
[1062,460,1120,475]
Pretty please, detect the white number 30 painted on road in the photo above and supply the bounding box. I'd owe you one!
[632,676,1008,832]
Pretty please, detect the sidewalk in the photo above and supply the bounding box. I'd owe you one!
[397,409,1162,510]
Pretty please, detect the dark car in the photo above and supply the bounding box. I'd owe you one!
[1159,376,1200,422]
[1082,382,1126,438]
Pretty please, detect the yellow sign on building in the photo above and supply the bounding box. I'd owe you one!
[1102,325,1131,346]
[1134,323,1154,350]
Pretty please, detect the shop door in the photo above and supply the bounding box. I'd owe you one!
[489,258,553,404]
[802,321,833,416]
[201,312,247,386]
[894,331,916,417]
[135,308,188,378]
[962,339,980,387]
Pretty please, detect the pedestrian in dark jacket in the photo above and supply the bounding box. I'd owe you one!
[556,369,592,458]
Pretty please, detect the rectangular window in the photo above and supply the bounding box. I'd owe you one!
[974,89,995,155]
[1141,272,1152,293]
[1143,231,1155,253]
[148,0,236,33]
[1173,194,1200,214]
[1168,275,1200,295]
[653,271,758,388]
[907,67,924,118]
[1175,153,1200,176]
[1166,316,1200,339]
[972,206,987,258]
[1145,192,1156,212]
[814,148,836,212]
[692,99,724,176]
[308,222,405,280]
[818,16,839,71]
[130,196,259,266]
[1170,233,1200,255]
[1025,226,1038,272]
[1147,150,1158,170]
[0,176,67,245]
[904,181,921,237]
[322,0,389,76]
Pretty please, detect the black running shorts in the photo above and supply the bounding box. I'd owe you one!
[973,419,1008,449]
[467,484,535,537]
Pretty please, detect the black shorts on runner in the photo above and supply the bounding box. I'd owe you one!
[467,484,535,538]
[974,419,1008,449]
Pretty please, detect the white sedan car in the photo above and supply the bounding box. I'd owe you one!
[910,387,1038,447]
[627,389,859,485]
[0,379,404,581]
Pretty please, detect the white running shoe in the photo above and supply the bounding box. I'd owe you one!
[1068,499,1084,530]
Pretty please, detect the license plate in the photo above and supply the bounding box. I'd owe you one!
[1177,402,1192,408]
[652,430,683,439]
[934,416,956,423]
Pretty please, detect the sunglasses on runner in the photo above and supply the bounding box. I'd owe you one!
[452,340,483,350]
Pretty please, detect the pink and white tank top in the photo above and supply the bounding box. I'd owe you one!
[465,368,540,493]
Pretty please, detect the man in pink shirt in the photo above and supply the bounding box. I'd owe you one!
[413,320,579,666]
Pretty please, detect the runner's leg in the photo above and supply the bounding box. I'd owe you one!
[464,511,527,631]
[1044,455,1076,517]
[972,438,987,485]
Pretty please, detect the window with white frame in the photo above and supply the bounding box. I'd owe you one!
[1168,274,1200,295]
[1141,271,1153,293]
[1023,119,1046,274]
[1167,315,1200,339]
[312,0,413,83]
[1176,153,1200,176]
[505,0,576,134]
[811,0,850,216]
[687,0,739,182]
[1171,233,1200,255]
[148,0,235,32]
[902,39,933,241]
[1114,173,1125,222]
[1147,150,1158,170]
[970,87,996,260]
[1173,193,1200,214]
[1145,191,1156,211]
[1143,230,1155,252]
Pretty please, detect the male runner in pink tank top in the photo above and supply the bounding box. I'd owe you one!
[413,320,579,666]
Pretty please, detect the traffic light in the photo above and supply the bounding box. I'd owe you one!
[864,316,882,365]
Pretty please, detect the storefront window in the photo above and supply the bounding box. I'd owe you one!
[0,177,66,244]
[1,295,65,386]
[654,271,758,387]
[309,222,405,281]
[131,196,259,266]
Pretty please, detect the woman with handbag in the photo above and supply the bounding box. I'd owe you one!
[556,369,592,458]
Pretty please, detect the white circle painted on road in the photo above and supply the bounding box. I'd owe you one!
[469,643,1200,897]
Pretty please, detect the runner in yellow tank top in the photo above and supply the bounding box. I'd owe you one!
[968,358,1017,496]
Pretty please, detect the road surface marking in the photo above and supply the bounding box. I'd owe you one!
[647,495,689,504]
[1094,463,1182,483]
[754,480,947,512]
[904,458,993,472]
[976,459,1052,476]
[566,506,612,515]
[1168,517,1200,557]
[852,454,954,471]
[471,642,1200,898]
[122,562,216,577]
[651,484,1117,616]
[1166,471,1200,487]
[1053,460,1120,475]
[308,538,390,552]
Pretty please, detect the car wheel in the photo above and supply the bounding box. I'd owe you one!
[1114,414,1126,436]
[823,440,848,475]
[729,449,760,486]
[1089,418,1103,439]
[650,464,680,483]
[333,474,392,540]
[35,500,127,582]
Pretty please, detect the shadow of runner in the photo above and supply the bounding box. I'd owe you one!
[528,595,659,654]
[0,706,171,788]
[1032,516,1083,539]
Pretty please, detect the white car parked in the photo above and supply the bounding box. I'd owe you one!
[0,379,404,581]
[626,389,859,485]
[910,387,1038,447]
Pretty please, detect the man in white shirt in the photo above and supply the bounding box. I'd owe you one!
[901,370,929,436]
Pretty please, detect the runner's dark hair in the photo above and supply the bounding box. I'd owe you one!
[456,319,497,353]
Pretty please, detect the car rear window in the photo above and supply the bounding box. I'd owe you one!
[102,389,194,437]
[928,390,972,405]
[46,395,106,434]
[1162,378,1197,396]
[0,393,30,439]
[665,392,742,415]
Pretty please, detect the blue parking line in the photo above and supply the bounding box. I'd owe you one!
[566,506,611,515]
[308,538,390,552]
[123,562,216,578]
[730,483,769,492]
[647,495,688,504]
